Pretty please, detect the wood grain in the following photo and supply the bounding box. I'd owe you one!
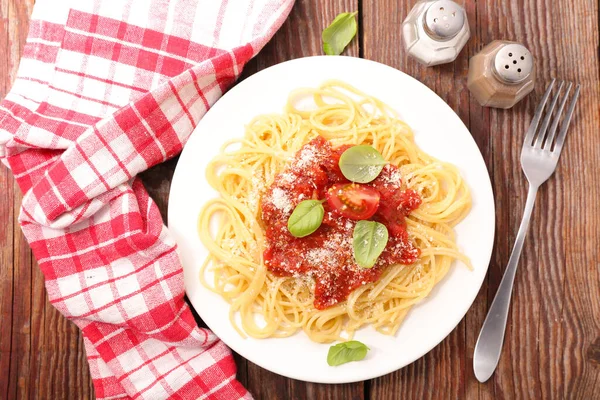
[235,1,363,399]
[0,0,95,399]
[0,0,13,395]
[1,0,599,399]
[362,1,600,400]
[363,3,473,399]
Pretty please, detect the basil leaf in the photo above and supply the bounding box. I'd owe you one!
[287,200,325,238]
[339,145,388,183]
[322,12,358,56]
[353,220,388,268]
[327,340,370,366]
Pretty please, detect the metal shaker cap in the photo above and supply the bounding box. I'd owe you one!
[492,43,534,84]
[424,0,466,40]
[402,0,470,66]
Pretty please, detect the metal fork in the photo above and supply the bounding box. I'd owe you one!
[473,80,581,383]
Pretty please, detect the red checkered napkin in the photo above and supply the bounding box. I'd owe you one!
[0,0,294,398]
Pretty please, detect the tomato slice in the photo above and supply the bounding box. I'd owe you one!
[326,183,380,220]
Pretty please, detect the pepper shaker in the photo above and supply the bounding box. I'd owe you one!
[467,40,536,109]
[402,0,470,66]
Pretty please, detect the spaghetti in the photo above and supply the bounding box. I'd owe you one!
[198,80,471,343]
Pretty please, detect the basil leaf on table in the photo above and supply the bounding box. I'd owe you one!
[327,340,370,366]
[339,145,387,183]
[322,12,358,56]
[287,200,325,238]
[353,220,389,268]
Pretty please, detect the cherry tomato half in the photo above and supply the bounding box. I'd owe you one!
[326,183,380,220]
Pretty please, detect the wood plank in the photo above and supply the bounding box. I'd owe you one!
[141,0,363,396]
[0,0,7,98]
[1,1,30,399]
[140,157,179,223]
[0,5,14,398]
[364,0,600,399]
[363,1,475,398]
[242,0,359,77]
[238,1,363,398]
[0,155,15,399]
[478,0,600,398]
[7,184,33,400]
[463,2,497,399]
[480,0,541,397]
[535,0,600,397]
[2,0,94,398]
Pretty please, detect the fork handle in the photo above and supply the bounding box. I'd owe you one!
[473,185,539,382]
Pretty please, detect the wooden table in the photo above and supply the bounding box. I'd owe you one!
[1,0,599,398]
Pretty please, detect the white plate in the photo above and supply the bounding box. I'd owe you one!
[168,56,495,384]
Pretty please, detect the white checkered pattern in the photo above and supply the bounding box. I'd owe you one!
[0,0,294,398]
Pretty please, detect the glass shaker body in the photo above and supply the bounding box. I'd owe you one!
[402,0,470,66]
[468,40,536,109]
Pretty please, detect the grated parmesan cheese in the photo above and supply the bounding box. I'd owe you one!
[279,172,296,185]
[295,143,323,169]
[247,173,266,211]
[268,187,293,213]
[378,164,403,187]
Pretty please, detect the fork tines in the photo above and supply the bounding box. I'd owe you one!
[523,79,581,155]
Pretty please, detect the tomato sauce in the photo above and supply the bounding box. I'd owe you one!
[260,137,421,309]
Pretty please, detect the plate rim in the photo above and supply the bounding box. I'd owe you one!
[168,55,495,383]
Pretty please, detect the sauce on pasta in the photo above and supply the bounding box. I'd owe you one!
[261,136,421,309]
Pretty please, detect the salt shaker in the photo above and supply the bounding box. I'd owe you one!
[402,0,470,66]
[467,40,536,109]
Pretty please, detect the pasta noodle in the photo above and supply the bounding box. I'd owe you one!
[197,80,471,343]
